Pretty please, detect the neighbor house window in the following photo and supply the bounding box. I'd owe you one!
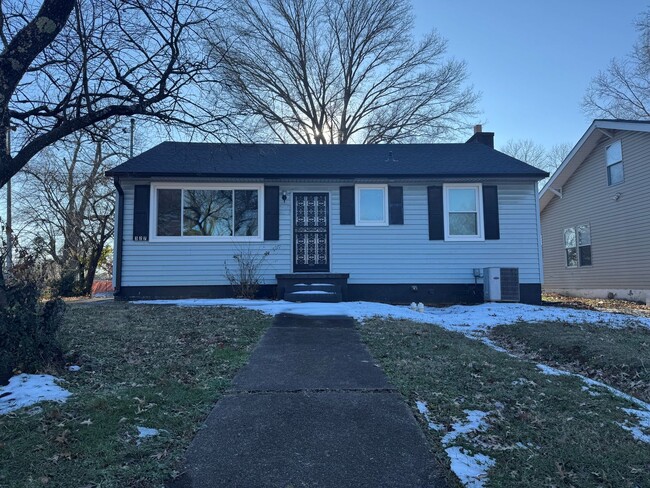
[606,140,624,186]
[564,224,591,267]
[152,184,262,240]
[444,184,484,240]
[355,184,388,225]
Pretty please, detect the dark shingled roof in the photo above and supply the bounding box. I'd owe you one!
[106,142,549,179]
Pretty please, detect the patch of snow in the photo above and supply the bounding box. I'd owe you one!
[534,367,650,443]
[618,408,650,444]
[445,446,495,488]
[415,400,444,431]
[291,290,334,295]
[438,410,495,487]
[295,283,335,287]
[68,365,81,372]
[136,426,160,438]
[0,374,71,415]
[536,364,571,376]
[442,410,490,446]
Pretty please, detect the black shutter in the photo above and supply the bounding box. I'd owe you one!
[340,186,355,225]
[483,185,500,240]
[264,186,280,240]
[427,186,444,240]
[133,185,150,241]
[388,186,404,225]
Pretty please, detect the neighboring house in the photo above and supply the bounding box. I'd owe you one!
[539,119,650,304]
[106,127,547,304]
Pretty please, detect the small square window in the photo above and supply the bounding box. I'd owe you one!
[606,141,624,186]
[355,185,388,225]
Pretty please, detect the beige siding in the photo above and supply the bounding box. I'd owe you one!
[541,131,650,290]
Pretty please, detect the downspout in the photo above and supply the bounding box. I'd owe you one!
[113,177,124,297]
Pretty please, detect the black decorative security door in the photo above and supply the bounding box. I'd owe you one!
[293,193,329,272]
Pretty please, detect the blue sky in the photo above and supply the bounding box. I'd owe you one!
[411,1,644,149]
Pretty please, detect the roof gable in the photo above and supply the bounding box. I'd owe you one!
[106,142,548,179]
[539,119,650,211]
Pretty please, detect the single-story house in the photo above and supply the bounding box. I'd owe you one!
[539,119,650,304]
[106,127,548,304]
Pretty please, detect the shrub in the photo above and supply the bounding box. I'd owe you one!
[0,280,65,385]
[50,268,84,297]
[0,229,65,385]
[224,244,275,299]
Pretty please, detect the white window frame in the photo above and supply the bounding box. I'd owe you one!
[443,183,484,241]
[355,184,389,226]
[606,140,624,186]
[149,182,264,242]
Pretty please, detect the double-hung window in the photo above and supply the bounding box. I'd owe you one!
[606,140,624,186]
[564,224,591,267]
[355,184,388,226]
[444,184,484,240]
[152,184,263,240]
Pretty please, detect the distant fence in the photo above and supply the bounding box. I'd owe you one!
[91,280,114,297]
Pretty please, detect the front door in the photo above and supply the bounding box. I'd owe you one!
[293,193,329,272]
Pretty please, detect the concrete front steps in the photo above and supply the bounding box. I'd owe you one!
[276,273,349,303]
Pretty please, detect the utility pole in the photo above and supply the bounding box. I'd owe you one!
[130,118,135,158]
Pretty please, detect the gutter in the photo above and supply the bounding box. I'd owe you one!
[113,177,124,297]
[105,171,549,180]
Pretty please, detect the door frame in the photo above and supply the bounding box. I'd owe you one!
[291,191,331,273]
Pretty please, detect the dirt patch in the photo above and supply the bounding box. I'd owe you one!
[543,293,650,318]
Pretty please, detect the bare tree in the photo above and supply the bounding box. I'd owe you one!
[0,0,226,189]
[18,124,122,294]
[209,0,478,144]
[500,139,548,169]
[500,139,572,189]
[583,8,650,119]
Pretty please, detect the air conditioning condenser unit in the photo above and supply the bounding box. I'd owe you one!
[483,267,520,302]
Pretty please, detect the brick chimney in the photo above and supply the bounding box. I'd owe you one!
[465,124,494,148]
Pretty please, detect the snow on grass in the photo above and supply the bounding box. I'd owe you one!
[416,404,496,487]
[536,364,571,376]
[133,299,650,332]
[444,447,496,488]
[442,410,490,446]
[618,408,650,444]
[415,400,444,431]
[136,426,160,438]
[0,374,71,415]
[438,409,495,488]
[536,362,650,443]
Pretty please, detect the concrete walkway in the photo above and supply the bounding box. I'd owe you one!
[171,314,447,488]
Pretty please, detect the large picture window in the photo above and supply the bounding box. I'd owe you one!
[564,224,591,267]
[606,140,624,186]
[444,184,484,240]
[152,184,262,240]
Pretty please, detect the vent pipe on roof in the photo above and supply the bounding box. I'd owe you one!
[466,124,495,149]
[386,151,398,162]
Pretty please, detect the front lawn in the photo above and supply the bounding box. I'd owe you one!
[491,321,650,403]
[0,302,271,487]
[360,318,650,487]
